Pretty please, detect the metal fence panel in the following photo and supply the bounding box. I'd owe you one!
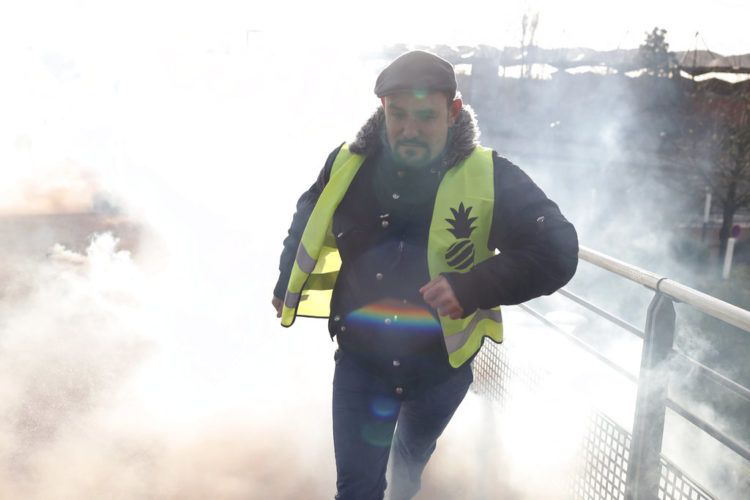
[472,339,715,500]
[572,412,629,500]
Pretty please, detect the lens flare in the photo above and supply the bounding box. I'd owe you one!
[361,421,396,447]
[346,299,441,333]
[370,395,399,419]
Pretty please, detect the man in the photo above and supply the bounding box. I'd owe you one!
[272,50,578,500]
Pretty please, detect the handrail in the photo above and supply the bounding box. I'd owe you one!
[665,399,750,462]
[517,303,638,384]
[557,288,645,338]
[580,246,750,334]
[512,245,750,499]
[672,351,750,403]
[579,246,663,289]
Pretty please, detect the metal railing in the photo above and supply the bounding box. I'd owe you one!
[472,245,750,500]
[575,247,750,498]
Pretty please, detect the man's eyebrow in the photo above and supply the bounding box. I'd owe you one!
[388,103,406,112]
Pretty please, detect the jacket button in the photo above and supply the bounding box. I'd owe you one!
[381,220,389,228]
[392,359,401,367]
[375,273,383,281]
[395,387,403,395]
[333,315,341,322]
[384,318,392,325]
[340,325,346,332]
[392,193,400,200]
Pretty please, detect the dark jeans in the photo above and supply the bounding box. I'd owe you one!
[332,349,473,500]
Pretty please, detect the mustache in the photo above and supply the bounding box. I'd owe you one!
[396,140,428,148]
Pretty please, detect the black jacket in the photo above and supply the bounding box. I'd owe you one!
[274,106,578,390]
[275,106,578,304]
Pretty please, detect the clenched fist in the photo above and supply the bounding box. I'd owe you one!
[419,276,463,320]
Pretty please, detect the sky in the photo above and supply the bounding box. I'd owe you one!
[1,0,749,56]
[253,0,750,55]
[2,0,749,214]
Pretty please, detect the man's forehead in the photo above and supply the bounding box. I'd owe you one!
[384,91,447,108]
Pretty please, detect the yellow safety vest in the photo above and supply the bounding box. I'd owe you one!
[281,144,503,367]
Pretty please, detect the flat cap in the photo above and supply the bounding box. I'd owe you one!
[374,50,457,98]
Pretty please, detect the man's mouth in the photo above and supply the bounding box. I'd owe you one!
[397,142,427,149]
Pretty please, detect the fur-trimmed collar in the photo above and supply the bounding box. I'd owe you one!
[348,105,480,169]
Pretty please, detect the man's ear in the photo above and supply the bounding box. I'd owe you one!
[449,99,463,123]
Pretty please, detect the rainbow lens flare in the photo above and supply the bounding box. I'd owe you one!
[346,298,440,333]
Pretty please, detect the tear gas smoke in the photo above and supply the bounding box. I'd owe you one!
[3,4,749,499]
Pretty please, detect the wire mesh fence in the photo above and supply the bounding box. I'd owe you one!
[658,459,713,500]
[571,412,630,500]
[472,338,715,500]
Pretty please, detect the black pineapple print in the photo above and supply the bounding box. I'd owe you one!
[445,203,477,270]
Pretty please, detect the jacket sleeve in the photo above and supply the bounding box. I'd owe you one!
[273,144,344,299]
[444,152,579,314]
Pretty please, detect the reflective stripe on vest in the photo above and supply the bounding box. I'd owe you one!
[281,145,365,326]
[281,144,503,368]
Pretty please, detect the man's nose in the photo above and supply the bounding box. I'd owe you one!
[401,118,419,138]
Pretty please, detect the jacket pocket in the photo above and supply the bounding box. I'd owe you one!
[331,217,369,259]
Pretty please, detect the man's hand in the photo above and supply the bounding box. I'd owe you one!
[419,276,463,320]
[272,296,283,318]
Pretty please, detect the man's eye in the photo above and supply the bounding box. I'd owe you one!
[417,113,435,121]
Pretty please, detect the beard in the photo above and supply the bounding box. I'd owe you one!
[392,140,432,167]
[379,125,452,169]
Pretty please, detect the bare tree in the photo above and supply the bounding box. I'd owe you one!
[679,91,750,258]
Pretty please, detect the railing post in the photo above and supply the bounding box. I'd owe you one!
[625,291,676,500]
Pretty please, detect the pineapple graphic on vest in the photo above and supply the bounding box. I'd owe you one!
[445,202,478,270]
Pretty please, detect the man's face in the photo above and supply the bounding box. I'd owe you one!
[383,91,460,168]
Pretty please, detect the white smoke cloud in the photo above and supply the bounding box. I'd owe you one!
[0,233,343,499]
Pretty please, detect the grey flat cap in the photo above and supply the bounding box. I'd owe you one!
[374,50,457,98]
